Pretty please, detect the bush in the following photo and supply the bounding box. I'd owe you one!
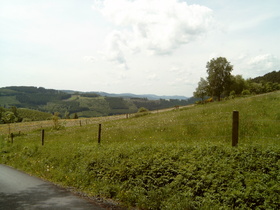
[22,118,32,122]
[52,113,64,130]
[242,89,250,96]
[138,107,149,113]
[134,107,150,117]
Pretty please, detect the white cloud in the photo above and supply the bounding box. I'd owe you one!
[103,30,128,70]
[233,53,279,78]
[93,0,214,68]
[147,73,158,80]
[247,54,279,73]
[83,56,96,63]
[169,66,185,75]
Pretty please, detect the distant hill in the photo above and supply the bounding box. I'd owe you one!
[0,86,193,119]
[61,90,188,100]
[251,70,280,83]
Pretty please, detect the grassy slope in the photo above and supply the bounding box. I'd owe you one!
[0,96,21,106]
[17,108,53,121]
[1,92,280,209]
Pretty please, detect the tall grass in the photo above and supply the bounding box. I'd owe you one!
[1,91,280,209]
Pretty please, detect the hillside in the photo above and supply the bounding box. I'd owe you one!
[1,69,279,119]
[61,90,188,100]
[0,86,193,119]
[251,70,280,83]
[1,91,279,209]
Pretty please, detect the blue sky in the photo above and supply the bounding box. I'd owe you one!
[1,0,279,97]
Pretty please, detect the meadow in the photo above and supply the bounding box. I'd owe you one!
[1,91,280,209]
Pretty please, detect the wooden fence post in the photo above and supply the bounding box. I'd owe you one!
[98,124,102,144]
[41,129,45,146]
[232,111,239,147]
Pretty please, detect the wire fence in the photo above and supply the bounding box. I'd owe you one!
[1,109,279,146]
[0,114,130,135]
[0,105,191,135]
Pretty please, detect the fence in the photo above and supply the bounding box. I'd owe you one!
[0,114,130,135]
[2,109,280,147]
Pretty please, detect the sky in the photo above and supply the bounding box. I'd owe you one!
[1,0,279,97]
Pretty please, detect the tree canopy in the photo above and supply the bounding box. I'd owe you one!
[194,58,280,102]
[206,57,233,101]
[193,77,208,101]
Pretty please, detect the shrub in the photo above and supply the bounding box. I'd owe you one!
[242,89,250,96]
[205,97,213,103]
[134,107,150,117]
[138,107,149,113]
[22,118,32,122]
[52,112,64,130]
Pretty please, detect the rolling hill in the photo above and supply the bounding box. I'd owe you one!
[0,86,193,119]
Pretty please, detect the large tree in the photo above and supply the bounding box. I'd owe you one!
[230,75,247,95]
[206,57,233,101]
[193,77,208,102]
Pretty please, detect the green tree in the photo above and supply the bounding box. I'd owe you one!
[52,112,63,130]
[1,111,17,124]
[230,75,247,95]
[73,113,79,119]
[193,77,209,102]
[248,82,264,94]
[64,111,70,119]
[0,107,5,124]
[206,57,233,101]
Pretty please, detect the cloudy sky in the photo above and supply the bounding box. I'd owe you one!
[1,0,279,97]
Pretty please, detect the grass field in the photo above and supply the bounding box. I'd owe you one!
[1,91,280,209]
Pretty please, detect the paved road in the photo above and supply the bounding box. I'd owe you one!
[0,164,105,210]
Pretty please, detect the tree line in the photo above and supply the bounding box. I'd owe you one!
[193,57,280,102]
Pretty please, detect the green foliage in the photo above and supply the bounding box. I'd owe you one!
[206,57,233,101]
[0,107,52,123]
[131,98,190,111]
[1,91,279,209]
[80,93,99,98]
[138,107,149,113]
[195,63,279,101]
[193,77,209,101]
[17,108,52,121]
[0,86,193,118]
[105,97,128,109]
[230,75,248,95]
[52,112,64,130]
[242,89,250,96]
[251,70,280,83]
[1,111,17,124]
[73,113,79,119]
[134,107,150,117]
[0,96,20,107]
[85,144,280,209]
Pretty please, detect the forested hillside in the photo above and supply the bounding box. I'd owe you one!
[0,86,193,121]
[251,70,280,83]
[2,70,278,121]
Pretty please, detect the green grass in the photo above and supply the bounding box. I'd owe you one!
[1,91,280,209]
[17,108,53,121]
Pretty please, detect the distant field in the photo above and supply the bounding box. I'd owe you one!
[1,91,279,209]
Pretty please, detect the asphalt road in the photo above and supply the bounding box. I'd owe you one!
[0,164,105,210]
